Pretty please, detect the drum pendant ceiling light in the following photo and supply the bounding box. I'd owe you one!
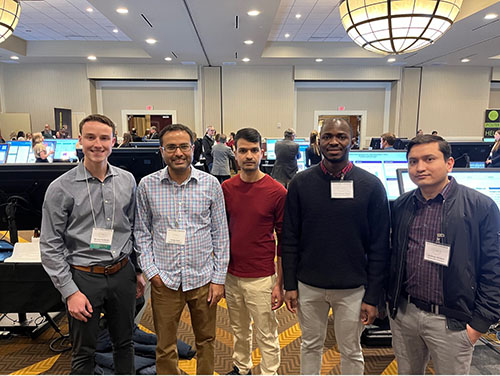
[0,0,21,43]
[339,0,463,55]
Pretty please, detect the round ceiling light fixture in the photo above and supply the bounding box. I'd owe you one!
[339,0,463,55]
[0,0,21,43]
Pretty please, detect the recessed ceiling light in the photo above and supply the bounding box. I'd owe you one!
[116,7,128,14]
[387,57,396,63]
[10,55,18,60]
[164,57,172,61]
[87,55,97,61]
[86,7,93,12]
[315,58,323,62]
[145,38,157,44]
[244,40,254,45]
[284,33,290,38]
[242,57,250,62]
[484,13,498,20]
[461,58,470,63]
[295,14,302,19]
[247,10,260,16]
[112,28,118,33]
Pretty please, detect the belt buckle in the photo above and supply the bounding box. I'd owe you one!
[104,264,114,275]
[431,304,440,315]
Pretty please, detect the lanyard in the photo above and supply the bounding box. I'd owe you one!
[84,166,116,229]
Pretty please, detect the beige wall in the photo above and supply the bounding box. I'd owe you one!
[489,88,500,108]
[418,66,491,140]
[202,66,222,132]
[222,66,294,138]
[100,85,196,135]
[0,113,31,140]
[296,86,386,138]
[2,64,92,133]
[399,67,421,139]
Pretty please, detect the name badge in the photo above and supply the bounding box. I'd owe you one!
[330,180,354,199]
[166,229,186,245]
[424,241,451,267]
[90,228,114,250]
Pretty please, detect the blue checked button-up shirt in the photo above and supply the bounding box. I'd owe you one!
[135,166,230,291]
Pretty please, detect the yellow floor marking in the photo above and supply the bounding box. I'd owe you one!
[9,354,60,375]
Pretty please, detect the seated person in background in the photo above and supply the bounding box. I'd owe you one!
[380,132,396,150]
[26,132,33,141]
[192,132,203,165]
[148,126,160,139]
[42,123,55,139]
[17,130,26,141]
[306,130,321,167]
[431,130,438,135]
[211,133,235,184]
[131,128,143,142]
[60,124,70,139]
[32,132,54,163]
[118,132,133,148]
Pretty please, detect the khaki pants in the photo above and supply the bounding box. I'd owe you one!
[390,299,475,374]
[151,283,216,375]
[225,273,280,375]
[297,281,365,375]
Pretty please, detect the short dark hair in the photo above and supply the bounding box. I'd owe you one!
[79,114,115,135]
[234,128,262,148]
[158,124,194,146]
[321,118,353,138]
[407,135,451,160]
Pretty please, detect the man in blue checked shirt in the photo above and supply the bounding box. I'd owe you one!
[135,123,230,375]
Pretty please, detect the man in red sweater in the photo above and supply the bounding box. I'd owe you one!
[221,128,287,375]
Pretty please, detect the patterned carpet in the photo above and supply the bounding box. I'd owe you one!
[0,297,430,375]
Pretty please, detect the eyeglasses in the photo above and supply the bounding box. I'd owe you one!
[161,143,191,153]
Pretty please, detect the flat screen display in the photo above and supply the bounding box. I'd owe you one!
[53,139,78,161]
[6,141,32,163]
[0,144,8,164]
[397,168,500,210]
[265,139,309,171]
[350,150,408,200]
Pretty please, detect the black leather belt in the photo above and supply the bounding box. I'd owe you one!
[403,292,470,322]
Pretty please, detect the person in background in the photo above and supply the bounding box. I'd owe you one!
[148,126,160,140]
[131,128,142,142]
[485,129,500,167]
[305,130,321,167]
[388,134,500,374]
[32,132,54,163]
[202,126,216,172]
[60,124,70,139]
[17,131,26,141]
[211,133,235,184]
[417,129,424,136]
[431,130,438,136]
[142,129,151,141]
[42,124,56,139]
[271,128,300,187]
[380,132,396,150]
[9,131,16,141]
[226,132,236,151]
[26,132,33,141]
[192,132,203,165]
[118,132,133,148]
[55,131,62,139]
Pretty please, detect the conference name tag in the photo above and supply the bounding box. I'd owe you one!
[90,228,114,250]
[166,229,186,245]
[330,180,354,199]
[424,241,451,267]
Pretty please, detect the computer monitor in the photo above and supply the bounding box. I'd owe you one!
[53,139,79,162]
[0,144,8,164]
[397,168,500,210]
[76,148,165,184]
[0,163,76,242]
[6,141,32,163]
[350,150,408,200]
[130,141,160,148]
[296,140,310,172]
[264,138,280,160]
[369,137,381,150]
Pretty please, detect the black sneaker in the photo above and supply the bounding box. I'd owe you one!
[226,366,251,375]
